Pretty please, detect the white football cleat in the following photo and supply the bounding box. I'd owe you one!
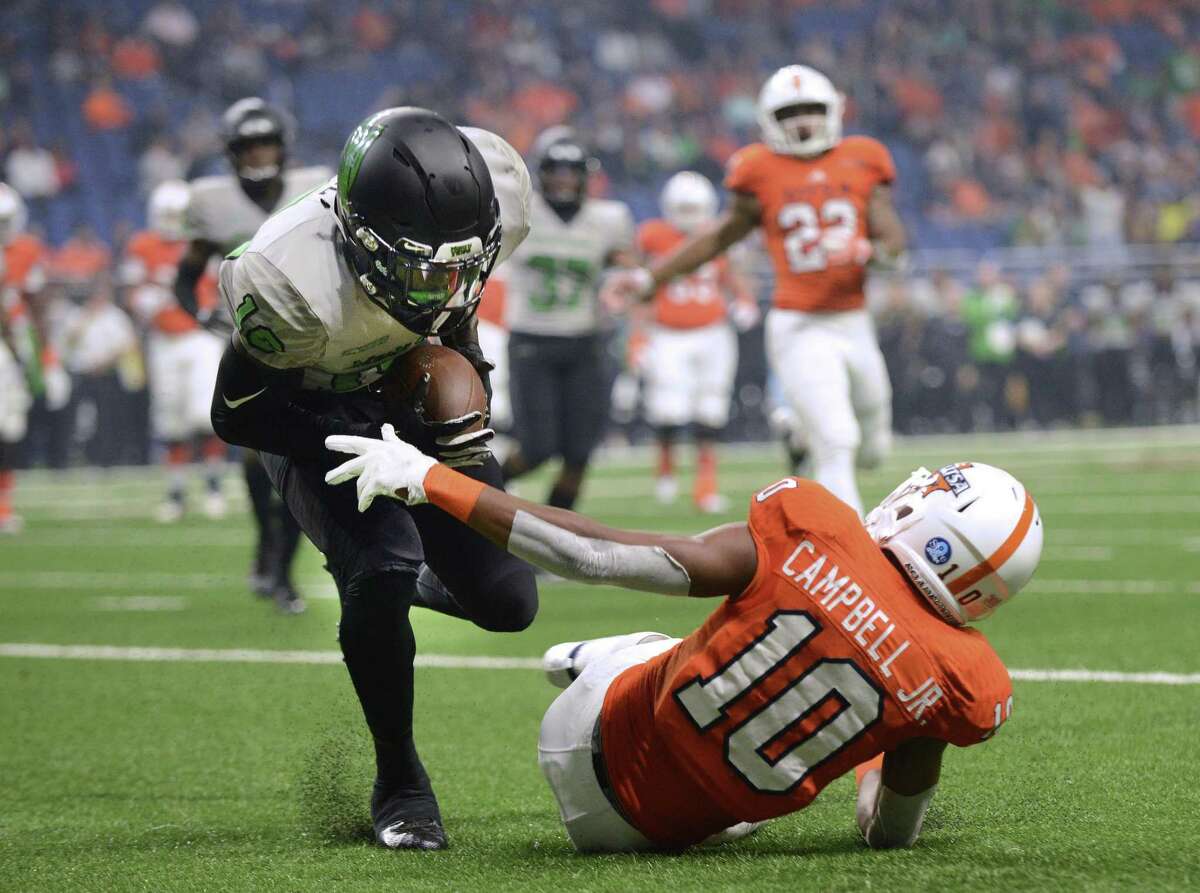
[542,641,587,689]
[696,492,728,514]
[654,476,679,504]
[203,492,227,520]
[543,632,672,689]
[0,514,24,535]
[155,500,184,524]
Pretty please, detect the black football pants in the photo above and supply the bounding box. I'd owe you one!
[259,390,537,806]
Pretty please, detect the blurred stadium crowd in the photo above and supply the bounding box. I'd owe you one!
[1,0,1199,470]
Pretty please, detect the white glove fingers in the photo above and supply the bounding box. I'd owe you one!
[325,455,368,485]
[325,434,377,456]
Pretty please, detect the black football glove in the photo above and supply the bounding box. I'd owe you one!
[407,372,495,468]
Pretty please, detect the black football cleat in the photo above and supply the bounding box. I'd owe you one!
[375,817,448,851]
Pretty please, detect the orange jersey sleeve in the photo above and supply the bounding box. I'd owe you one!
[725,137,895,313]
[3,234,49,292]
[638,218,728,329]
[600,477,1010,848]
[123,231,195,334]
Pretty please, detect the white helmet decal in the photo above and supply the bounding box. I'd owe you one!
[660,171,718,234]
[865,462,1043,625]
[757,64,844,158]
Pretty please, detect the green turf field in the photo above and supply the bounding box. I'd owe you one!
[2,428,1198,892]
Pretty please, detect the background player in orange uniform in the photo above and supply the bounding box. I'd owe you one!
[637,171,758,513]
[122,180,228,523]
[610,64,908,516]
[0,183,69,532]
[323,429,1042,853]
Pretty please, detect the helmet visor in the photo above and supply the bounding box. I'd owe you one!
[352,222,500,333]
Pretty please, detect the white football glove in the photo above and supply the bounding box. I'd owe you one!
[324,423,438,513]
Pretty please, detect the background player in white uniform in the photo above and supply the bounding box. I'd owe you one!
[637,171,758,513]
[122,181,227,522]
[500,128,635,512]
[0,184,33,534]
[210,108,537,851]
[608,66,908,516]
[176,97,331,611]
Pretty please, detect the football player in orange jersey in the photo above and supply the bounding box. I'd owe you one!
[122,181,229,525]
[609,65,908,516]
[638,172,759,513]
[0,183,71,530]
[323,430,1042,853]
[0,184,35,533]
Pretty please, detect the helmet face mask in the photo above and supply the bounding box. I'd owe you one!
[757,65,844,158]
[534,134,595,213]
[222,98,291,195]
[340,216,499,335]
[335,107,503,337]
[865,462,1044,625]
[230,137,284,184]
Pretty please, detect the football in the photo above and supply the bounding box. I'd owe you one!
[378,343,487,433]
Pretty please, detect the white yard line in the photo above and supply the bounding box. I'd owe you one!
[0,642,1195,685]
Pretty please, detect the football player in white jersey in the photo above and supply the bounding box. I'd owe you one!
[499,128,635,512]
[209,108,538,851]
[176,97,331,611]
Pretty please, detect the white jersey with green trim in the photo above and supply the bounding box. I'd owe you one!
[218,129,532,393]
[184,166,332,253]
[503,193,634,336]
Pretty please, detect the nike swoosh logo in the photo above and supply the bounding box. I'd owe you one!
[222,387,267,409]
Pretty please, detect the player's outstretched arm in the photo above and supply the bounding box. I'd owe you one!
[605,192,762,309]
[854,737,946,848]
[647,191,761,292]
[324,426,758,598]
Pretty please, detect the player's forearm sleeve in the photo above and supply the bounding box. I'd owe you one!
[507,510,691,595]
[210,340,367,460]
[857,779,936,849]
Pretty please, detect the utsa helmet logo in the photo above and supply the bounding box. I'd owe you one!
[921,463,973,499]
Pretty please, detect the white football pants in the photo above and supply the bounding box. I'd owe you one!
[765,307,892,516]
[147,329,223,442]
[538,633,761,852]
[643,323,738,429]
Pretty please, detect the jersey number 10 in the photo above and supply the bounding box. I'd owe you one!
[674,610,883,794]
